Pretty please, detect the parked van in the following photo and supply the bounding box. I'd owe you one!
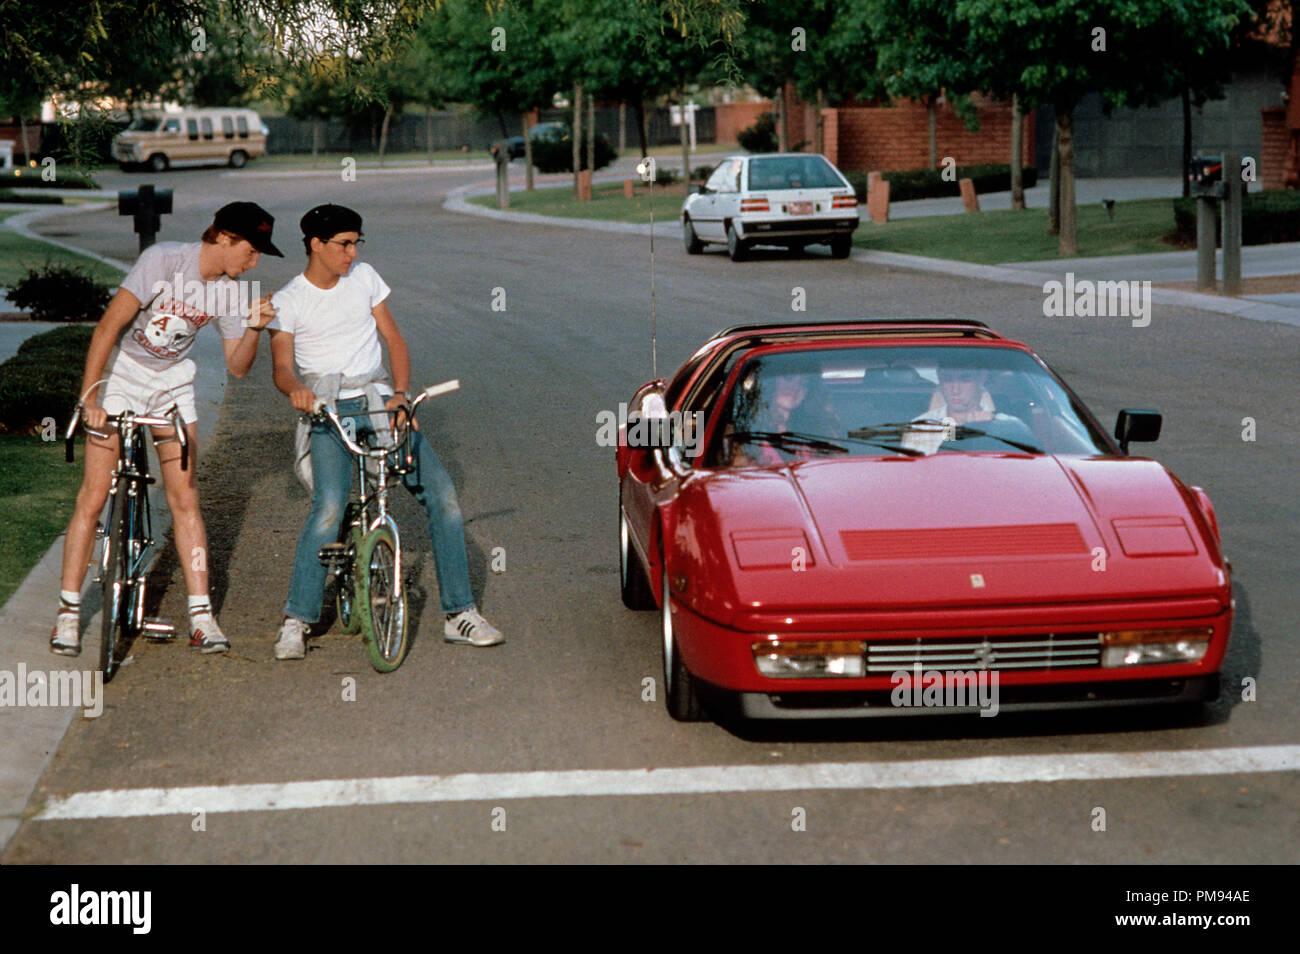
[113,108,268,171]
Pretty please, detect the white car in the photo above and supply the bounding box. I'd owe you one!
[680,153,860,261]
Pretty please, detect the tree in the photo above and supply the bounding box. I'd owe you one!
[958,0,1254,255]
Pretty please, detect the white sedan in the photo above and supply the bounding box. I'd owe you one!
[680,153,860,262]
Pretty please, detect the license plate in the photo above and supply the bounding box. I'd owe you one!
[787,201,813,215]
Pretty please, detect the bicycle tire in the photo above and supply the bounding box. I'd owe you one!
[99,480,132,681]
[358,524,409,672]
[336,565,362,635]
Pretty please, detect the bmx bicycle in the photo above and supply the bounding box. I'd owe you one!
[65,397,187,681]
[311,380,459,672]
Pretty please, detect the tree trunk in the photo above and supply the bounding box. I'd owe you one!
[573,82,583,196]
[1056,109,1078,255]
[618,101,627,154]
[587,90,595,176]
[635,95,648,158]
[1010,93,1025,211]
[778,83,789,152]
[19,115,30,167]
[815,88,825,155]
[378,103,394,164]
[426,107,433,165]
[1181,84,1192,199]
[312,117,322,162]
[927,97,937,170]
[522,110,534,191]
[1048,121,1061,235]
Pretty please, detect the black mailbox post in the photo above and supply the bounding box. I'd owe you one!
[118,184,173,252]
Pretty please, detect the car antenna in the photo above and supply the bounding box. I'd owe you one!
[636,156,658,377]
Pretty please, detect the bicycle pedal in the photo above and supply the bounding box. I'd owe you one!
[318,543,349,569]
[142,618,178,641]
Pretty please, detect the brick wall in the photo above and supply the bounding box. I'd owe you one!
[822,97,1035,173]
[1260,107,1289,190]
[716,102,772,144]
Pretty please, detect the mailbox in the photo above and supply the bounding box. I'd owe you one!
[1188,155,1224,197]
[118,184,173,251]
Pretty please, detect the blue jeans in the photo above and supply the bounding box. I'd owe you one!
[284,397,475,622]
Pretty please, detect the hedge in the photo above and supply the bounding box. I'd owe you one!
[0,324,94,434]
[1172,189,1300,245]
[843,164,1040,203]
[2,262,113,322]
[529,130,617,174]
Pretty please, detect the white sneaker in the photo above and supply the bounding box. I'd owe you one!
[49,608,81,656]
[275,617,308,660]
[444,608,504,647]
[189,613,230,654]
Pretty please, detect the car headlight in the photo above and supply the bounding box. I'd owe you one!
[1099,627,1212,667]
[753,640,866,678]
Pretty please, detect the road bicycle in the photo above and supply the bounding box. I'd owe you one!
[65,399,187,681]
[312,380,459,672]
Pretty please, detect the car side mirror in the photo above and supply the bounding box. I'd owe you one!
[1114,408,1161,454]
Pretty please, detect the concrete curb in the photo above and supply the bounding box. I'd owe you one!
[444,180,681,237]
[4,202,132,272]
[0,202,227,851]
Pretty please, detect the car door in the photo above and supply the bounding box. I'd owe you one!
[691,160,737,242]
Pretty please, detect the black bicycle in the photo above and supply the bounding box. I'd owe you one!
[66,401,187,681]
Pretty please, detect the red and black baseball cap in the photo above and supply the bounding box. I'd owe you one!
[212,201,284,257]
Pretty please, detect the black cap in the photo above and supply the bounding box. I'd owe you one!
[300,204,363,243]
[212,201,283,257]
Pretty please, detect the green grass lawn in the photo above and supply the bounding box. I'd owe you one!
[0,435,84,607]
[0,211,126,288]
[470,181,687,224]
[856,198,1182,263]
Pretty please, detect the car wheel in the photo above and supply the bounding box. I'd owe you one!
[682,218,704,255]
[147,153,168,173]
[726,222,749,262]
[228,150,248,169]
[619,500,655,610]
[830,235,853,259]
[661,550,706,721]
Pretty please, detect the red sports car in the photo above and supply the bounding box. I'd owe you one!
[616,320,1232,721]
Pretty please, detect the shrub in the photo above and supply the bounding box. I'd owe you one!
[652,166,681,185]
[529,129,617,174]
[737,112,779,153]
[0,169,98,190]
[0,190,63,204]
[1172,189,1300,245]
[2,262,112,322]
[843,164,1040,203]
[0,324,93,434]
[692,164,715,182]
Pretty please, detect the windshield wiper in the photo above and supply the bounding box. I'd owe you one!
[731,430,849,455]
[850,419,1040,454]
[950,425,1042,454]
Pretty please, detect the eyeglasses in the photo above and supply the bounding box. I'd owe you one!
[325,239,365,250]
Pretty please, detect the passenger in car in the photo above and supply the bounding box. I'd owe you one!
[726,367,842,466]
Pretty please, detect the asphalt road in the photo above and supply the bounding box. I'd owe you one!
[3,162,1297,864]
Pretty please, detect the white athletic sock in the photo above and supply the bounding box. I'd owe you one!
[60,590,81,610]
[188,595,212,617]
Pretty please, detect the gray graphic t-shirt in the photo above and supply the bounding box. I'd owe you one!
[117,242,249,372]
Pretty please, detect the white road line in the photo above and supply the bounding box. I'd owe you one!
[34,745,1300,821]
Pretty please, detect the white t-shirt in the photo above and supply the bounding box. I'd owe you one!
[268,262,392,397]
[117,242,248,373]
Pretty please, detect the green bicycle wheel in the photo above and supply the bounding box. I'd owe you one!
[336,562,362,635]
[357,524,409,672]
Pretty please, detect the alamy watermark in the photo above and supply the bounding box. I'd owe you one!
[0,664,103,718]
[596,402,705,457]
[1042,272,1151,327]
[890,664,999,717]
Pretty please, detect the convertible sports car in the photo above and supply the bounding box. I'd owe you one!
[616,320,1233,721]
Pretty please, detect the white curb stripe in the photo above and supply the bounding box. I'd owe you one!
[34,744,1300,820]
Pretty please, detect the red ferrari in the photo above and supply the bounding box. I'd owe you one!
[616,320,1232,721]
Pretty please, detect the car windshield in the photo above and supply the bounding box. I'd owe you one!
[747,155,844,191]
[126,116,162,132]
[712,344,1111,466]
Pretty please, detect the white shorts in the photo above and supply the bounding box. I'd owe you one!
[100,351,198,425]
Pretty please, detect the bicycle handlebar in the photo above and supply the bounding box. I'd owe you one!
[311,380,460,459]
[65,403,189,471]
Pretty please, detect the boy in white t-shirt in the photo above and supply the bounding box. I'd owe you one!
[267,204,502,659]
[50,202,282,658]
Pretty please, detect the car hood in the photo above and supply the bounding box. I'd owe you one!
[674,454,1228,620]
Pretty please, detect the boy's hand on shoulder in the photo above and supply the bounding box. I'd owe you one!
[247,294,277,330]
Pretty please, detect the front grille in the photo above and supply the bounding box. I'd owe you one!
[842,523,1089,560]
[867,633,1101,672]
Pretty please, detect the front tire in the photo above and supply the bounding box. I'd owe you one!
[726,222,749,262]
[358,525,409,672]
[619,501,655,610]
[147,153,168,173]
[682,219,704,255]
[98,481,133,682]
[661,552,706,721]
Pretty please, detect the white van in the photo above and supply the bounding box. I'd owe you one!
[113,108,268,171]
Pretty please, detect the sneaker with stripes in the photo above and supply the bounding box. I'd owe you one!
[444,608,504,647]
